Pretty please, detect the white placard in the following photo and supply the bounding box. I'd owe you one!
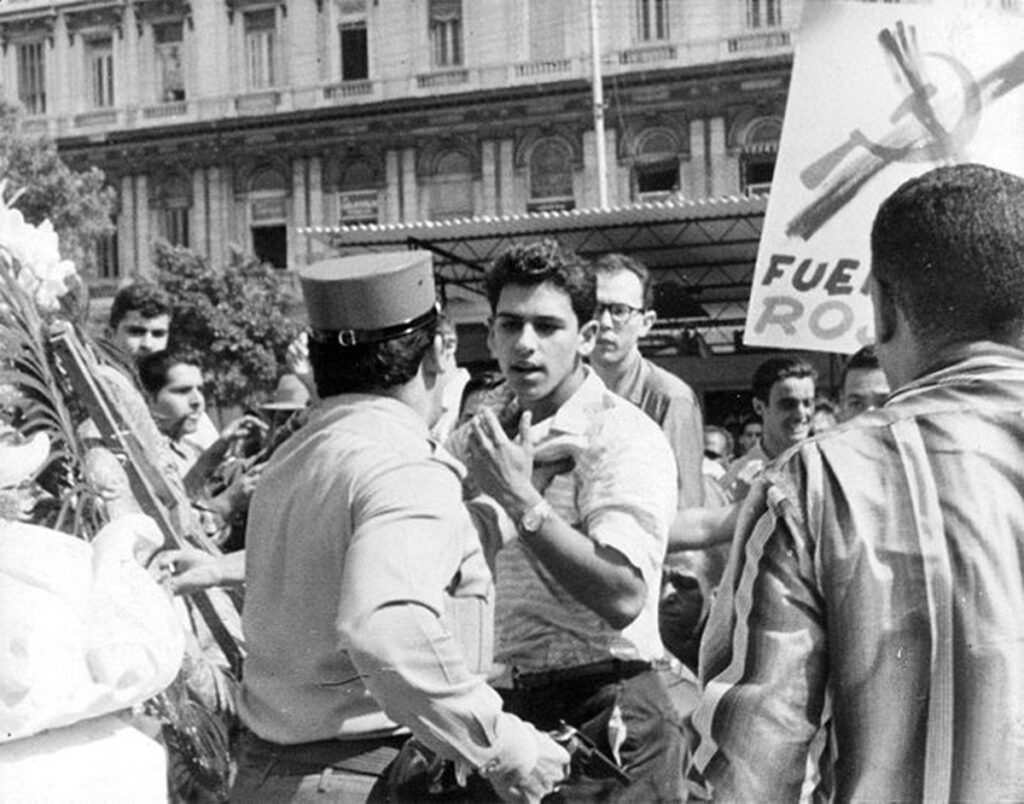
[745,0,1024,354]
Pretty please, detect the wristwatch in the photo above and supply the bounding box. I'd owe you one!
[519,499,553,535]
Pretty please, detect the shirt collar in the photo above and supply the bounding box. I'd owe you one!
[609,350,647,405]
[315,392,430,438]
[529,366,605,440]
[893,341,1024,400]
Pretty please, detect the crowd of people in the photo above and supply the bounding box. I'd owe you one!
[4,161,1024,802]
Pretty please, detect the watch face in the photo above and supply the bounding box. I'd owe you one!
[521,501,549,533]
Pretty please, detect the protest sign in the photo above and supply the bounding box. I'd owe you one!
[745,0,1024,354]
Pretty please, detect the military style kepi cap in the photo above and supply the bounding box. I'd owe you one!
[299,250,438,347]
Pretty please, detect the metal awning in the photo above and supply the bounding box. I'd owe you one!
[301,194,767,353]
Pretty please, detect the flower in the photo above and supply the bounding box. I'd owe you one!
[0,180,78,312]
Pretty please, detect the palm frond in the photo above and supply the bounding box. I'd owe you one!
[0,251,91,536]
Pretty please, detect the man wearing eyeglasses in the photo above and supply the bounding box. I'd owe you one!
[589,253,704,509]
[588,254,707,682]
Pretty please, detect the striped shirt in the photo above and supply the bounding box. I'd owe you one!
[494,369,678,671]
[691,344,1024,801]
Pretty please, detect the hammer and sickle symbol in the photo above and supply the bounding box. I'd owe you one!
[801,52,982,191]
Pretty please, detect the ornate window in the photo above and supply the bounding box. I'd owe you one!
[632,129,680,200]
[636,0,669,42]
[86,37,115,108]
[244,8,277,89]
[741,118,781,197]
[17,41,47,115]
[429,0,462,68]
[430,151,474,220]
[746,0,782,29]
[337,161,380,224]
[156,174,191,248]
[528,139,574,211]
[97,229,120,280]
[340,21,369,80]
[154,21,185,102]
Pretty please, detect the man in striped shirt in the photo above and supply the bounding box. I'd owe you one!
[690,163,1024,800]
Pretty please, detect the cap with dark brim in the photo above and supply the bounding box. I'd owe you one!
[299,250,437,348]
[309,306,439,348]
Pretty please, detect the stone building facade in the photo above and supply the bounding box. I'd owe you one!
[0,0,797,285]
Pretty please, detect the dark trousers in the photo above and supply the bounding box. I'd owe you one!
[228,731,404,803]
[500,667,685,803]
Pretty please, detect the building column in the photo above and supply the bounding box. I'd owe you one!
[481,140,498,216]
[604,127,619,207]
[685,118,708,200]
[581,130,598,209]
[307,156,324,262]
[205,166,223,267]
[498,139,515,215]
[291,158,309,269]
[401,147,418,221]
[118,175,136,277]
[707,116,731,198]
[385,149,401,223]
[53,15,72,116]
[134,174,151,276]
[192,168,208,260]
[121,13,139,109]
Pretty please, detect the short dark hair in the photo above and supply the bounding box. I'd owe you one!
[459,370,506,414]
[751,356,817,404]
[591,252,655,310]
[871,163,1024,346]
[109,282,173,330]
[137,349,200,397]
[739,414,762,433]
[485,239,596,325]
[309,323,437,398]
[840,345,881,390]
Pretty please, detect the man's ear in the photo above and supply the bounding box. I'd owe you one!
[578,319,598,358]
[870,274,897,345]
[638,309,656,338]
[751,397,766,420]
[422,332,445,377]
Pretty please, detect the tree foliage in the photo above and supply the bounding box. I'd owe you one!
[154,242,301,411]
[0,102,115,280]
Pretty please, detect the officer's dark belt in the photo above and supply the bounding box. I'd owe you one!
[512,659,652,691]
[240,729,407,776]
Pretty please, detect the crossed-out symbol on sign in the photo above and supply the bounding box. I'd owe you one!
[800,22,983,191]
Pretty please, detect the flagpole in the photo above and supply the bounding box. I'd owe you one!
[589,0,609,209]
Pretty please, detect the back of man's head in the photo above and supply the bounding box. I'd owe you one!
[751,356,818,405]
[300,252,440,398]
[485,239,596,325]
[109,282,172,331]
[871,163,1024,347]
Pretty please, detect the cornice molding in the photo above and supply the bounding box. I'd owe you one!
[225,0,288,24]
[0,13,57,53]
[65,4,126,44]
[133,0,193,34]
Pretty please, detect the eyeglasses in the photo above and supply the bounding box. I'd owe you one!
[595,303,644,326]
